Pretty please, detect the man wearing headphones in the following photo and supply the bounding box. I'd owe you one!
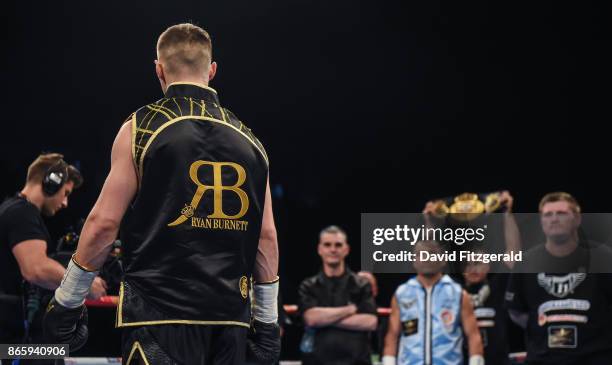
[0,153,107,348]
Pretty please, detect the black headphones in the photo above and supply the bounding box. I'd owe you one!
[42,159,69,196]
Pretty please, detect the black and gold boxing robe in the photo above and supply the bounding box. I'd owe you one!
[117,82,269,329]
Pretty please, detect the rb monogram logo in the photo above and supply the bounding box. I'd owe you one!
[168,160,249,227]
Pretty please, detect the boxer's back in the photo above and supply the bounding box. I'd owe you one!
[118,82,269,328]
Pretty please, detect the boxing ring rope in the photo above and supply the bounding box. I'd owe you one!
[83,297,526,364]
[85,296,390,316]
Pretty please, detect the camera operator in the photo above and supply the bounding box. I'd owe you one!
[0,153,106,348]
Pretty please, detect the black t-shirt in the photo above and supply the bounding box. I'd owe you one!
[298,269,377,365]
[517,242,612,273]
[0,195,50,296]
[506,244,612,363]
[0,195,51,340]
[462,274,510,365]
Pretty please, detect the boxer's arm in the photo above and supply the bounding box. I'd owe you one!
[461,291,484,358]
[45,121,134,348]
[382,296,401,363]
[253,176,279,282]
[74,121,137,270]
[247,176,282,363]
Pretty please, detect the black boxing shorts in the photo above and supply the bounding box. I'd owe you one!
[122,324,247,365]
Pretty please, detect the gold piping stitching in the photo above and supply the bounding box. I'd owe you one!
[117,282,249,328]
[146,105,175,120]
[172,98,183,116]
[137,116,269,177]
[118,320,250,328]
[126,341,150,365]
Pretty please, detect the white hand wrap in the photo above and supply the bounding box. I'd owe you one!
[382,355,396,365]
[54,256,97,309]
[252,277,279,323]
[469,355,485,365]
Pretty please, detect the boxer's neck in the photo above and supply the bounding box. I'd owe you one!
[417,272,443,288]
[163,76,210,94]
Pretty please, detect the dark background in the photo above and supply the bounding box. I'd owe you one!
[1,0,609,358]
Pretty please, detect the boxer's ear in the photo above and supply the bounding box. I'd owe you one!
[208,61,217,82]
[155,60,163,79]
[155,60,167,92]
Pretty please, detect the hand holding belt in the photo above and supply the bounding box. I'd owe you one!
[429,192,507,222]
[246,276,281,364]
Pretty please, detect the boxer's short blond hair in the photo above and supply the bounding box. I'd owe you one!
[157,23,212,76]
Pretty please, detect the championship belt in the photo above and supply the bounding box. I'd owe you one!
[426,192,508,271]
[430,192,506,222]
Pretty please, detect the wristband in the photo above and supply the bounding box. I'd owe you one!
[252,276,279,323]
[469,355,485,365]
[54,255,97,309]
[382,355,396,365]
